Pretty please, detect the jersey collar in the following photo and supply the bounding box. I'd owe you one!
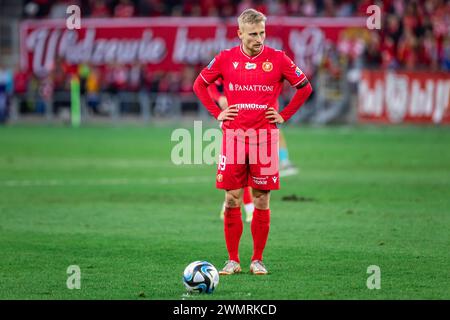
[240,45,265,60]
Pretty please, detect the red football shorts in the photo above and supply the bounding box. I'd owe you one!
[216,128,279,190]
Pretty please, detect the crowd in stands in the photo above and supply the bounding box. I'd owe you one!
[20,0,449,71]
[0,0,447,121]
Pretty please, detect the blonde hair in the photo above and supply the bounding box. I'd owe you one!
[238,8,266,28]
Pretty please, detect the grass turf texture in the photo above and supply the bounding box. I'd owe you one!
[0,124,449,300]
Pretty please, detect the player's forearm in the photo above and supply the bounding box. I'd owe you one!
[193,76,222,119]
[207,83,222,103]
[279,81,313,122]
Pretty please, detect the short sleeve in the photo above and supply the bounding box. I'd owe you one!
[199,52,224,85]
[280,52,308,87]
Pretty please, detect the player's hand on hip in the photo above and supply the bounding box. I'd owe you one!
[218,105,238,121]
[265,107,285,124]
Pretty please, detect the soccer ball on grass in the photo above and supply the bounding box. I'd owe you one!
[182,261,219,294]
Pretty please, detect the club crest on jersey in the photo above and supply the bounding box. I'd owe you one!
[207,58,216,70]
[295,67,303,77]
[217,174,223,182]
[245,62,257,70]
[233,62,239,69]
[262,61,273,72]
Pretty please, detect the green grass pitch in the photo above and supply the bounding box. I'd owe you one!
[0,124,449,299]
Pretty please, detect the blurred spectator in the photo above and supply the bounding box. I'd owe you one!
[105,62,128,94]
[36,74,54,115]
[221,0,237,17]
[302,0,317,16]
[157,72,180,93]
[402,1,420,34]
[114,0,135,17]
[356,0,374,16]
[363,32,382,68]
[266,0,287,16]
[183,2,203,16]
[384,14,402,44]
[336,0,354,17]
[441,35,450,71]
[13,68,30,96]
[128,63,146,92]
[397,28,418,70]
[391,0,406,16]
[253,0,269,15]
[138,0,166,17]
[50,0,77,19]
[238,0,255,16]
[148,70,164,93]
[200,0,220,16]
[86,67,101,113]
[420,29,439,70]
[53,58,69,92]
[90,0,111,17]
[23,0,52,18]
[322,0,336,17]
[381,35,398,69]
[0,65,13,123]
[286,0,302,16]
[179,66,196,96]
[78,62,91,95]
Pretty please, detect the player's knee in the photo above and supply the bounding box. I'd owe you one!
[252,190,270,209]
[225,191,241,208]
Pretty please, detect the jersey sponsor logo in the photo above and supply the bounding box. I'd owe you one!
[207,58,216,70]
[262,61,273,72]
[245,62,257,70]
[231,83,274,92]
[230,104,268,110]
[252,176,268,185]
[295,67,303,77]
[229,82,234,91]
[233,62,239,69]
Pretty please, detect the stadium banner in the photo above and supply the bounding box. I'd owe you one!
[358,70,450,124]
[19,17,367,77]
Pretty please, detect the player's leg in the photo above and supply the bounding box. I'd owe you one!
[221,186,253,222]
[279,129,299,177]
[217,129,247,274]
[220,188,244,275]
[249,188,271,275]
[247,130,279,275]
[243,186,254,223]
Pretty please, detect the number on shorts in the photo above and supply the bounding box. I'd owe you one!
[218,155,227,171]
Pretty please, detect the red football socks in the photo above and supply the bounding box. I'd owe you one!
[251,208,270,261]
[224,207,243,263]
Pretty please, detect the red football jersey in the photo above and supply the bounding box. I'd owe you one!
[200,45,307,131]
